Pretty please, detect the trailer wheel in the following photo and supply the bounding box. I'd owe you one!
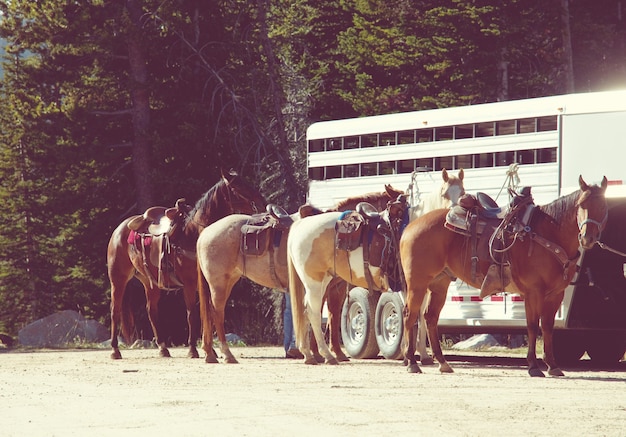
[375,292,404,360]
[552,330,586,366]
[341,287,379,359]
[585,330,626,365]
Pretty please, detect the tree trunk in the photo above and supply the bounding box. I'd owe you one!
[560,0,575,93]
[125,0,154,211]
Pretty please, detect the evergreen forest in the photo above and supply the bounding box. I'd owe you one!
[0,0,624,344]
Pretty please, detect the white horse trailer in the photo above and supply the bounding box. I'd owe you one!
[306,90,626,364]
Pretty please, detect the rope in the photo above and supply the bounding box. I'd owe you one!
[495,163,521,202]
[597,241,626,258]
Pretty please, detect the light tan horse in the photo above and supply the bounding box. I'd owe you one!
[400,176,608,376]
[196,185,404,363]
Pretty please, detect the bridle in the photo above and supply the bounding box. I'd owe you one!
[576,195,608,246]
[222,179,261,215]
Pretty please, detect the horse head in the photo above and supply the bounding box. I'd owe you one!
[576,175,608,250]
[221,169,267,215]
[440,168,465,207]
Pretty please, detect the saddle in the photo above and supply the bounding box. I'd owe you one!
[240,204,293,257]
[127,198,192,290]
[444,189,535,297]
[335,196,408,291]
[128,198,192,236]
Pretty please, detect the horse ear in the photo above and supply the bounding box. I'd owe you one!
[442,168,449,182]
[601,176,608,191]
[579,175,589,191]
[458,168,464,180]
[221,168,238,184]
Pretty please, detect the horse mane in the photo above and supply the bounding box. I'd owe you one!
[185,179,226,226]
[328,191,392,212]
[537,190,580,227]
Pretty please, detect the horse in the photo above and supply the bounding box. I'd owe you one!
[287,195,409,364]
[107,170,266,360]
[399,175,608,376]
[405,168,464,364]
[195,184,404,364]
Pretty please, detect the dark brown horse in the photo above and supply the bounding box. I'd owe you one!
[107,171,266,359]
[196,185,404,363]
[400,176,608,376]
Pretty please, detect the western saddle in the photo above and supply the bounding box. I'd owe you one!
[127,198,193,290]
[444,188,535,298]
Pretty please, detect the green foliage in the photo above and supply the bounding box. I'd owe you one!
[0,0,623,343]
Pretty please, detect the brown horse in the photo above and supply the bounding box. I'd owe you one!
[196,185,404,363]
[400,175,608,376]
[107,171,266,360]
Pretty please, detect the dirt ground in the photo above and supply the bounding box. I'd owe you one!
[1,345,625,437]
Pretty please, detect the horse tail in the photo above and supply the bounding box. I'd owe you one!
[197,257,214,345]
[287,249,307,350]
[120,290,135,344]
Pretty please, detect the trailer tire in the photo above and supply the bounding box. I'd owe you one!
[375,292,404,360]
[341,287,379,359]
[585,330,626,365]
[552,330,586,366]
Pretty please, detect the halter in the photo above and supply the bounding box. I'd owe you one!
[577,204,608,244]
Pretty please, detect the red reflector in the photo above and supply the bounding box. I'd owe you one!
[470,296,481,301]
[607,180,622,185]
[511,296,524,302]
[451,296,463,302]
[490,295,504,302]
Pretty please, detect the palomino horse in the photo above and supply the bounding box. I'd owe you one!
[288,196,409,364]
[107,171,266,359]
[196,185,404,363]
[400,176,608,376]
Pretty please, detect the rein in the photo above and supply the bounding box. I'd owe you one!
[597,241,626,257]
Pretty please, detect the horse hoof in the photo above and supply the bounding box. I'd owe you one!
[110,351,122,360]
[407,363,422,374]
[188,348,200,359]
[304,357,318,365]
[439,363,454,373]
[528,368,546,377]
[326,357,340,365]
[402,358,409,366]
[548,368,564,377]
[421,357,435,366]
[225,357,239,364]
[335,353,350,362]
[314,354,325,364]
[159,349,171,358]
[205,355,219,364]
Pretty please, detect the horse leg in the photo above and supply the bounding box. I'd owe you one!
[541,290,565,377]
[524,295,545,377]
[109,278,129,360]
[326,278,349,362]
[182,281,200,359]
[402,285,427,373]
[209,277,240,364]
[304,279,339,365]
[144,286,170,357]
[425,274,453,373]
[416,291,434,365]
